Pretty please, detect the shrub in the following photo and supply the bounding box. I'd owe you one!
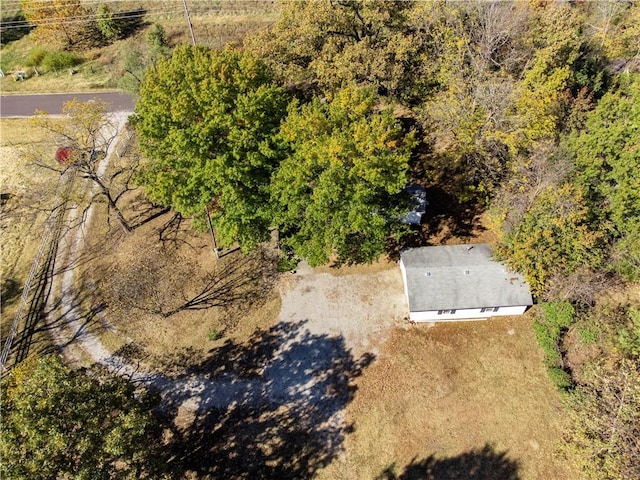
[277,252,299,273]
[617,307,640,359]
[547,366,573,391]
[564,359,640,480]
[534,301,576,390]
[41,51,84,72]
[207,329,223,341]
[26,47,47,67]
[147,23,167,52]
[96,3,122,42]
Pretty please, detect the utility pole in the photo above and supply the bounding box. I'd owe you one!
[181,0,220,258]
[182,0,196,45]
[206,208,220,259]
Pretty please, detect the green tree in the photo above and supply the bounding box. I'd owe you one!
[134,44,291,249]
[96,3,121,43]
[146,23,168,53]
[571,75,640,280]
[0,355,160,480]
[117,24,170,95]
[496,182,604,296]
[271,86,416,266]
[501,1,585,151]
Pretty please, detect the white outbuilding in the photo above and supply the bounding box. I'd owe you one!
[399,244,533,322]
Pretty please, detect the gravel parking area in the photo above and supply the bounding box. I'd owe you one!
[278,261,408,357]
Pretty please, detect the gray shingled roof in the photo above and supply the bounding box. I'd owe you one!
[400,244,533,311]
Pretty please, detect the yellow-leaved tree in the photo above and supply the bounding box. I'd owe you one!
[20,0,90,49]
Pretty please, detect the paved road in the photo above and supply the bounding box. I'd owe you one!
[0,92,135,117]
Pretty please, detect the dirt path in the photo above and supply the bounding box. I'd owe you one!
[50,113,408,419]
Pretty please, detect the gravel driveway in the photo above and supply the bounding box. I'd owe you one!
[48,107,409,424]
[279,261,408,357]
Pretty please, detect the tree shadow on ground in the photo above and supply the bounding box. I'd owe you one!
[113,9,147,38]
[5,283,102,372]
[159,320,374,479]
[99,245,277,324]
[376,444,520,480]
[0,11,33,45]
[166,248,278,317]
[126,192,171,230]
[421,186,484,241]
[0,277,20,310]
[387,185,485,260]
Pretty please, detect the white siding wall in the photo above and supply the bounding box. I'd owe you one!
[409,305,528,322]
[399,259,409,308]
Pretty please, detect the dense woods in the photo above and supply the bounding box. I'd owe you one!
[134,2,640,477]
[2,0,638,478]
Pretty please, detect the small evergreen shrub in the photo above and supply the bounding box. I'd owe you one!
[207,329,223,341]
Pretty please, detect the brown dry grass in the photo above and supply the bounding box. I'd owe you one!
[0,4,278,94]
[80,196,282,374]
[0,68,116,94]
[316,315,581,480]
[1,119,61,332]
[314,256,397,277]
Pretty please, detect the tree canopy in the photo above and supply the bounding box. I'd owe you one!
[1,355,160,480]
[134,44,291,249]
[493,74,640,295]
[244,0,430,102]
[571,75,640,280]
[20,0,90,49]
[497,182,605,296]
[271,86,416,266]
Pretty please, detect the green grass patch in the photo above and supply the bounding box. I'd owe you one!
[0,35,32,71]
[576,325,598,345]
[207,328,224,341]
[533,301,576,391]
[40,51,85,72]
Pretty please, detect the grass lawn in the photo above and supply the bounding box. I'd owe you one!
[316,315,581,480]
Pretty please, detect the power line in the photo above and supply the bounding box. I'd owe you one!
[1,6,276,30]
[1,0,277,14]
[1,9,181,29]
[182,0,196,45]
